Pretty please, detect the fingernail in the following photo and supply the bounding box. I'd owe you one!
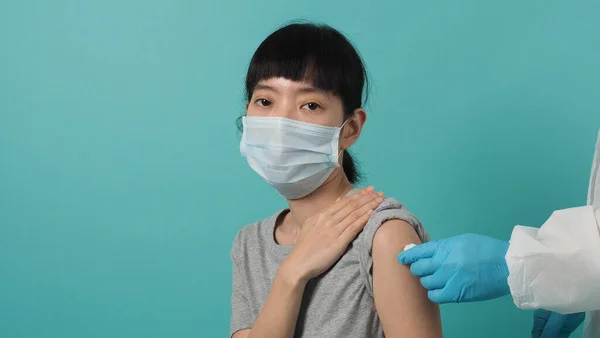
[367,186,375,192]
[377,197,384,203]
[376,192,384,197]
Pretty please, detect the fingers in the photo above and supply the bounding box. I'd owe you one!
[333,196,383,234]
[331,191,384,225]
[420,271,446,290]
[409,257,439,277]
[397,241,439,265]
[331,188,381,218]
[326,186,374,216]
[427,288,453,304]
[337,209,374,245]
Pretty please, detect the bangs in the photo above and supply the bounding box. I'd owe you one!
[245,23,366,109]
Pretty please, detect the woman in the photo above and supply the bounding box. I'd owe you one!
[231,22,442,337]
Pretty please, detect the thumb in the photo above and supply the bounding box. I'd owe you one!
[398,240,439,265]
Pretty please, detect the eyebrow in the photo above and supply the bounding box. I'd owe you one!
[254,84,279,93]
[297,86,329,96]
[254,83,329,96]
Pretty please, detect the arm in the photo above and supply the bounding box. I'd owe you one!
[233,187,384,338]
[231,252,306,338]
[507,206,600,313]
[233,270,306,338]
[372,220,442,337]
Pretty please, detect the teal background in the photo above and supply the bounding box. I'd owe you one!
[1,0,599,337]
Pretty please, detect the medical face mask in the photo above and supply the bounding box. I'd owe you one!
[240,116,347,200]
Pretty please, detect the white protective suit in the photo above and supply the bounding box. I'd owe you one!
[506,131,600,337]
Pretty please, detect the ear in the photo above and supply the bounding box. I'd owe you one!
[245,102,249,111]
[340,108,367,150]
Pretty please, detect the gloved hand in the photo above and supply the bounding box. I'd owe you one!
[397,233,510,303]
[532,309,585,338]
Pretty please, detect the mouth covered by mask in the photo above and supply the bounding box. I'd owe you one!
[240,116,347,199]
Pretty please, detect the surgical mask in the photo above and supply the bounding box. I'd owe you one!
[240,116,347,199]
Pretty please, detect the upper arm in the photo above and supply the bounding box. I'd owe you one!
[230,238,254,337]
[372,219,442,338]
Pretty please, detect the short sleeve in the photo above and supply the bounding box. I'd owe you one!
[230,235,254,337]
[357,197,430,297]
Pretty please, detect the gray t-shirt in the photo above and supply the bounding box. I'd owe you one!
[230,195,430,338]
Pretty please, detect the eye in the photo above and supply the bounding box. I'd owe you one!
[255,98,272,107]
[302,102,321,111]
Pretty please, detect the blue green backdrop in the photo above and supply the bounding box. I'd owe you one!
[1,1,599,337]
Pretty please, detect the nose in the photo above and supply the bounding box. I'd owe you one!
[272,99,298,120]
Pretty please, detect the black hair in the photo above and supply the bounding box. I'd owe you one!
[240,21,368,184]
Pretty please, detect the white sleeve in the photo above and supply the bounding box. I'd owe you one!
[505,206,600,314]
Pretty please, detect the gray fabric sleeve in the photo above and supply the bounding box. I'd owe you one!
[358,198,430,297]
[230,234,253,337]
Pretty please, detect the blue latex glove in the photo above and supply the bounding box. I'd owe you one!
[532,309,585,338]
[397,233,510,303]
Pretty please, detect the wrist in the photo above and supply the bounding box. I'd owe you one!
[278,261,309,289]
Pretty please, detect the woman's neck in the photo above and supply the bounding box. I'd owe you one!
[279,169,355,242]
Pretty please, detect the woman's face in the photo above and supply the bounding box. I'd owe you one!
[247,77,345,127]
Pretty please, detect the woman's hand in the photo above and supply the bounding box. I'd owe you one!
[280,187,384,284]
[242,187,384,338]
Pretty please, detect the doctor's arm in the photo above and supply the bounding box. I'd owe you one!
[397,206,600,312]
[507,206,600,314]
[372,220,443,337]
